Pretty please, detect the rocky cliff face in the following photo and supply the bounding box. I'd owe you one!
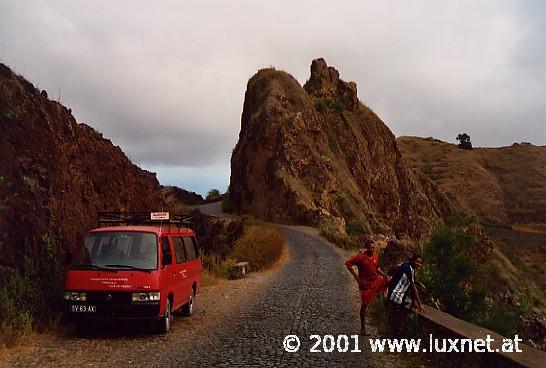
[0,63,164,271]
[229,59,450,238]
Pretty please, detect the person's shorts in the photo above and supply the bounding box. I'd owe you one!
[360,277,390,305]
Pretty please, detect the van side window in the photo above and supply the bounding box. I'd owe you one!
[173,237,187,264]
[191,236,200,258]
[183,237,197,260]
[161,236,172,265]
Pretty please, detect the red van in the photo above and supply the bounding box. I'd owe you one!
[63,212,201,333]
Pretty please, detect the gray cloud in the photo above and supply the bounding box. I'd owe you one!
[1,0,544,194]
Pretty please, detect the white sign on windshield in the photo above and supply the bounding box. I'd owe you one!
[151,212,170,220]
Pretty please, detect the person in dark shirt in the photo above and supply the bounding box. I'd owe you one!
[386,253,424,336]
[345,239,390,335]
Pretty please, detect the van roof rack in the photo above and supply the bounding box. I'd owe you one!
[97,212,193,229]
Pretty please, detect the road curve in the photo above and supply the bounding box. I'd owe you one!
[2,208,402,367]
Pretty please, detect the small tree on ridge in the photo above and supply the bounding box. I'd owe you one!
[456,133,473,150]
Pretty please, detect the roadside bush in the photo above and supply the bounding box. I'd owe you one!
[318,218,351,248]
[200,252,242,280]
[345,216,371,240]
[0,270,34,347]
[0,233,64,347]
[480,302,528,337]
[335,193,352,218]
[218,259,242,280]
[421,224,488,321]
[230,222,284,271]
[421,220,529,337]
[221,191,234,213]
[200,220,284,279]
[206,188,221,201]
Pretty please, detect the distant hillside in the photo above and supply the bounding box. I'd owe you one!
[397,136,546,225]
[229,59,450,240]
[161,185,204,207]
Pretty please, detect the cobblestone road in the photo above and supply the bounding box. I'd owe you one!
[2,226,402,368]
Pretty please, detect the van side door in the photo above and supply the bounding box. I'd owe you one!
[172,236,189,309]
[160,236,176,312]
[182,235,201,296]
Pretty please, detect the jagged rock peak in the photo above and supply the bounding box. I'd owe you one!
[230,58,450,239]
[303,58,358,110]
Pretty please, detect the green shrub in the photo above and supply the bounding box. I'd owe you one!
[221,191,234,213]
[206,188,221,201]
[200,251,220,275]
[331,96,348,114]
[2,105,26,120]
[314,96,347,115]
[421,221,529,336]
[200,221,284,278]
[345,216,371,239]
[3,109,14,120]
[328,140,340,154]
[315,98,327,112]
[229,222,284,271]
[200,252,242,280]
[23,176,38,193]
[318,218,353,248]
[421,224,488,320]
[0,233,64,346]
[218,258,242,280]
[480,303,526,337]
[335,193,352,218]
[0,270,35,347]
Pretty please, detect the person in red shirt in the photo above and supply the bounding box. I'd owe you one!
[345,238,390,335]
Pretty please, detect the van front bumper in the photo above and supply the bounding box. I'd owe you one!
[65,291,160,319]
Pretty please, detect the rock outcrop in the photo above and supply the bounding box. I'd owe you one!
[0,63,165,270]
[229,58,450,238]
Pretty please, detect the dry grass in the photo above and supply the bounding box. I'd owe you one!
[229,221,284,272]
[200,269,222,288]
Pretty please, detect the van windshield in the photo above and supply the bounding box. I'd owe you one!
[83,232,158,270]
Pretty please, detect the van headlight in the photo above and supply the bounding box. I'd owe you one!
[132,292,160,302]
[64,292,87,301]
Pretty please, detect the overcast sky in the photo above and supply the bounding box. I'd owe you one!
[1,1,544,195]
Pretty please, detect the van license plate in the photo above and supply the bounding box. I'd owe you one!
[70,305,96,313]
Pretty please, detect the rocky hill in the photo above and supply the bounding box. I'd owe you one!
[397,136,546,225]
[161,185,204,206]
[229,59,450,239]
[0,63,165,326]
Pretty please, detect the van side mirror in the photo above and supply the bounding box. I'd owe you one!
[163,253,172,266]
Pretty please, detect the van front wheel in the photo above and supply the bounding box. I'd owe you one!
[159,298,173,333]
[182,289,195,317]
